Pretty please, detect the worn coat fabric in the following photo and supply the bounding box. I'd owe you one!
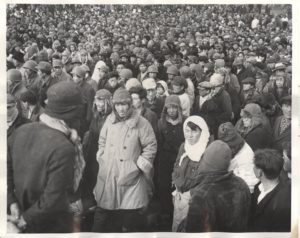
[141,107,159,138]
[94,111,157,210]
[185,172,251,232]
[273,115,291,152]
[7,122,75,233]
[249,180,291,232]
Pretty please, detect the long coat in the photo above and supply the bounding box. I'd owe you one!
[7,122,75,233]
[249,180,291,232]
[94,111,157,210]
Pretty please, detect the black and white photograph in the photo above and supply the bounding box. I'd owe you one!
[3,2,298,236]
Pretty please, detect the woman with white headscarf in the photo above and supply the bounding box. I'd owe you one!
[171,115,210,232]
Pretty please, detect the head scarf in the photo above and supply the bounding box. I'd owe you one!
[179,115,210,166]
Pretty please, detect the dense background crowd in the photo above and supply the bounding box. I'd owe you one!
[7,4,292,233]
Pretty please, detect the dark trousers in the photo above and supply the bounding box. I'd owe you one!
[92,207,145,232]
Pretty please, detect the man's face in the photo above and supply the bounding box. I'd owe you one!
[115,103,130,118]
[131,93,142,109]
[53,66,63,76]
[116,64,124,74]
[199,88,210,97]
[146,88,156,102]
[7,103,17,120]
[172,85,183,94]
[167,74,175,81]
[98,69,106,79]
[275,76,285,88]
[242,116,252,128]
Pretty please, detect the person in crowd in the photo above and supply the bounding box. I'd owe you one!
[104,71,120,94]
[92,88,157,232]
[235,103,272,151]
[280,141,291,183]
[52,59,72,82]
[209,73,233,136]
[172,115,210,232]
[71,65,95,136]
[81,89,112,227]
[156,95,185,228]
[20,90,43,121]
[218,122,259,192]
[180,66,195,107]
[22,60,42,96]
[7,81,85,233]
[272,95,291,152]
[147,65,159,81]
[137,61,149,82]
[171,76,190,117]
[37,61,58,107]
[166,65,179,89]
[156,80,169,99]
[142,78,165,118]
[249,149,291,232]
[240,77,260,106]
[129,86,158,137]
[184,140,251,232]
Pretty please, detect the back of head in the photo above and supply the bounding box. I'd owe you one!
[199,140,232,173]
[7,69,22,84]
[45,81,84,121]
[254,149,283,180]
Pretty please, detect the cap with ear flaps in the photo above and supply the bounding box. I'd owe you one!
[112,88,132,105]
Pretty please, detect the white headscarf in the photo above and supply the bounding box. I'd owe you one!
[179,115,210,166]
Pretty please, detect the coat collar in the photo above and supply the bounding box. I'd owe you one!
[108,110,140,129]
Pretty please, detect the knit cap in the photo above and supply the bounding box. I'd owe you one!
[23,60,38,72]
[112,88,132,104]
[125,78,142,90]
[167,65,179,75]
[218,122,245,156]
[52,59,63,67]
[164,95,181,108]
[142,78,157,90]
[180,66,192,78]
[7,69,22,84]
[198,140,232,173]
[95,89,112,100]
[119,68,133,80]
[148,65,158,73]
[240,103,262,118]
[129,85,147,99]
[45,81,84,120]
[215,59,225,69]
[172,76,187,88]
[37,61,52,74]
[36,50,49,63]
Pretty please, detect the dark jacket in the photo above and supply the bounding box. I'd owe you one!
[211,88,233,137]
[141,107,158,139]
[144,97,165,119]
[193,95,219,137]
[249,180,291,232]
[81,112,109,210]
[7,122,75,233]
[273,115,291,152]
[235,118,272,151]
[236,66,255,85]
[185,172,251,232]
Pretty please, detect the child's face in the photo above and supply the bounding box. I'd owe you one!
[157,85,165,95]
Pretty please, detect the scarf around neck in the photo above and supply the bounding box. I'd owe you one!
[179,116,210,166]
[39,113,85,192]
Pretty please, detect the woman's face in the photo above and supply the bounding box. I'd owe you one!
[184,125,202,145]
[282,104,291,119]
[242,117,252,128]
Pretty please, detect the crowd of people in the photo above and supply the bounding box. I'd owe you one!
[6,4,292,233]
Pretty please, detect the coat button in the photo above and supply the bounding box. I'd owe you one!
[120,159,123,162]
[123,146,127,149]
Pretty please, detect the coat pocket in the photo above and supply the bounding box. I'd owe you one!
[118,160,141,186]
